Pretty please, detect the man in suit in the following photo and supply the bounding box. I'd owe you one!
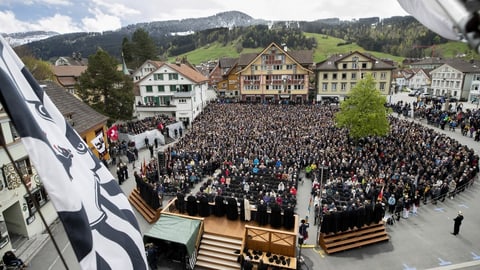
[451,211,464,236]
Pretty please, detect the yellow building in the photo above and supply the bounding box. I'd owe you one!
[315,51,396,102]
[237,42,314,104]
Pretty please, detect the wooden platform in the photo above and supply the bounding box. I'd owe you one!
[319,221,389,254]
[128,188,162,223]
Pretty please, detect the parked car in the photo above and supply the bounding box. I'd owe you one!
[408,90,417,96]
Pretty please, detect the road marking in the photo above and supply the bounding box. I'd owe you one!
[434,208,445,212]
[313,247,325,258]
[48,241,71,270]
[458,204,469,209]
[472,252,480,260]
[425,260,480,270]
[403,263,416,270]
[438,257,452,266]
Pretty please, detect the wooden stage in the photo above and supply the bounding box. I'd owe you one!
[168,210,295,239]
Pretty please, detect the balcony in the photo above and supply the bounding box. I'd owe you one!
[174,90,195,98]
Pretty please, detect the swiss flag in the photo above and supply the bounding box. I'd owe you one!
[107,125,118,141]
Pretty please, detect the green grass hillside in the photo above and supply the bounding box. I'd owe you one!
[171,33,404,66]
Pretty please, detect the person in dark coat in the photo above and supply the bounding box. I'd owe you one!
[198,194,210,217]
[214,195,226,217]
[176,192,185,213]
[226,196,239,220]
[451,211,464,235]
[256,200,268,226]
[186,194,198,216]
[269,203,282,228]
[283,204,295,230]
[356,204,366,229]
[364,202,374,225]
[117,165,125,185]
[373,201,385,223]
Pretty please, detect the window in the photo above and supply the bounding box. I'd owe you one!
[380,72,387,80]
[352,57,358,69]
[322,83,328,91]
[286,64,293,70]
[341,83,347,91]
[351,82,356,89]
[351,73,357,80]
[178,99,187,104]
[332,73,337,80]
[157,85,165,92]
[474,74,480,81]
[24,185,49,216]
[342,63,347,69]
[168,73,179,80]
[323,73,328,80]
[154,74,164,80]
[332,83,337,92]
[380,82,386,91]
[341,73,347,80]
[146,86,153,92]
[362,63,367,69]
[273,65,282,70]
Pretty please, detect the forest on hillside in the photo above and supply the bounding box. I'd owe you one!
[22,15,454,62]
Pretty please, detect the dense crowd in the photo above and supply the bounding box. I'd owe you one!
[130,101,478,233]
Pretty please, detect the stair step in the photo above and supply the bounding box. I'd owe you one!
[201,239,240,250]
[198,249,238,261]
[324,231,388,248]
[201,244,240,256]
[202,233,242,245]
[325,236,390,254]
[196,254,240,269]
[195,260,239,270]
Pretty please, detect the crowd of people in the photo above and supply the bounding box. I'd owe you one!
[123,99,479,235]
[117,115,176,135]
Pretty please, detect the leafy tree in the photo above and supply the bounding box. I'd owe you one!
[21,56,54,81]
[131,28,158,67]
[76,49,134,122]
[335,74,391,140]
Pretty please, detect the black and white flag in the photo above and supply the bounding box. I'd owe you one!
[0,37,147,269]
[91,131,106,154]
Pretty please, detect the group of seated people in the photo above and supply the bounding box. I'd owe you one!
[117,115,176,135]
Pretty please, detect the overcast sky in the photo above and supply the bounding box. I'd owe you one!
[0,0,410,34]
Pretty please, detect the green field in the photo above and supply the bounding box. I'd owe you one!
[171,32,480,66]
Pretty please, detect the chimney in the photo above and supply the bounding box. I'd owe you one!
[281,43,287,52]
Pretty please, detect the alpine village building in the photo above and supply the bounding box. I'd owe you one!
[315,51,396,102]
[133,59,209,128]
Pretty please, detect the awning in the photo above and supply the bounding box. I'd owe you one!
[143,214,201,256]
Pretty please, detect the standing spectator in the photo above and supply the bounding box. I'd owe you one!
[387,194,396,214]
[144,136,149,148]
[451,211,464,236]
[299,219,309,243]
[2,250,25,268]
[145,243,158,270]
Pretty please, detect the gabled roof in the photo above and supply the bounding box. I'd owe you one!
[53,65,87,77]
[40,80,108,135]
[164,63,209,83]
[443,59,480,73]
[238,53,258,66]
[237,42,313,74]
[136,62,208,85]
[288,50,314,65]
[315,51,395,70]
[218,57,238,68]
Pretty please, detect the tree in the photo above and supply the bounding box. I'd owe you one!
[131,29,158,68]
[76,49,134,122]
[335,74,391,140]
[21,56,54,81]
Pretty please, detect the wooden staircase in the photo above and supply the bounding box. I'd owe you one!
[128,188,161,223]
[319,222,389,254]
[195,233,242,270]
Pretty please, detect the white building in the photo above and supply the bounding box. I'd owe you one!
[133,60,209,128]
[430,60,480,101]
[405,68,431,91]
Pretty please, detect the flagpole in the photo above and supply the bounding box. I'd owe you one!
[0,136,69,269]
